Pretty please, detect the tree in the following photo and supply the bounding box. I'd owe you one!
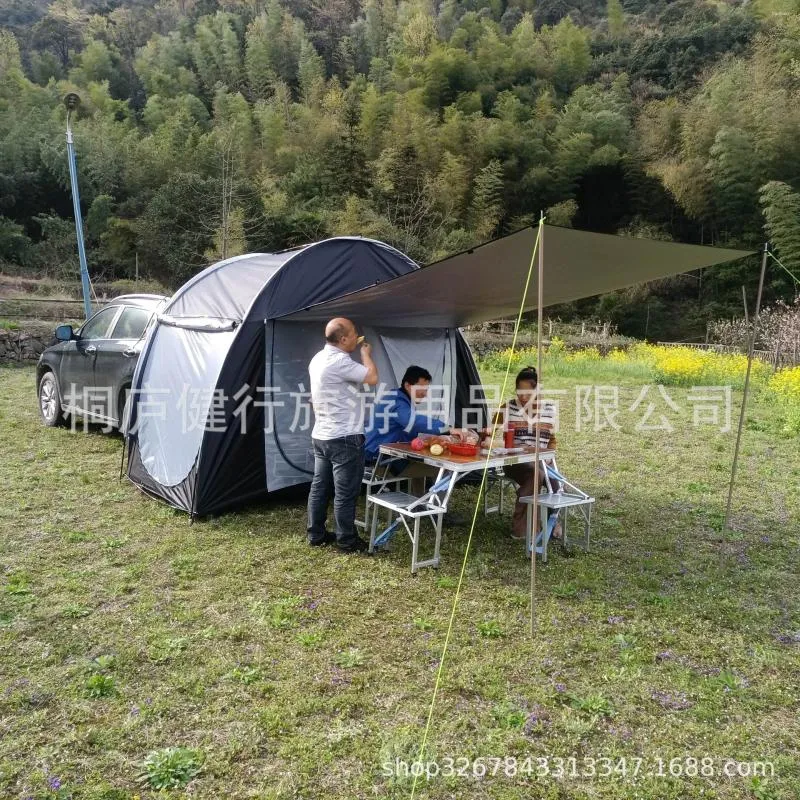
[0,30,22,81]
[400,7,437,58]
[373,144,436,259]
[69,40,127,97]
[192,12,244,94]
[135,32,198,98]
[298,37,325,104]
[31,0,88,69]
[533,18,592,95]
[244,11,277,99]
[760,181,800,277]
[31,213,79,279]
[0,216,32,267]
[85,194,112,243]
[469,159,504,241]
[706,126,761,244]
[546,199,577,227]
[607,0,625,41]
[136,173,218,282]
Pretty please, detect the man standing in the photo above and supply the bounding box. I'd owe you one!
[307,317,377,552]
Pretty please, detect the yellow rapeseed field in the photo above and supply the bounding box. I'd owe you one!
[768,365,800,433]
[480,341,799,433]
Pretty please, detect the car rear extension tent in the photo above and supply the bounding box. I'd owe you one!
[125,226,752,517]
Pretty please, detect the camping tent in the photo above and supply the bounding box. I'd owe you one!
[126,227,752,517]
[125,237,484,516]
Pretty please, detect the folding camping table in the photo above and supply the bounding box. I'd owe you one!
[368,443,556,572]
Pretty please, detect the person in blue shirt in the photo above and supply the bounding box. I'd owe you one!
[365,365,470,494]
[366,366,450,458]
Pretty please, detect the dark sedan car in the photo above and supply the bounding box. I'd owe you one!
[36,294,168,429]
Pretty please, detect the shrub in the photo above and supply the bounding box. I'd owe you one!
[137,747,204,790]
[84,674,116,698]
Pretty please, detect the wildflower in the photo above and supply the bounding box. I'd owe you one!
[655,651,674,662]
[523,705,550,734]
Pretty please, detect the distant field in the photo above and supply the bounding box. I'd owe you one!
[0,364,798,799]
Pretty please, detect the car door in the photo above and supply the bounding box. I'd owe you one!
[95,306,154,423]
[59,306,121,415]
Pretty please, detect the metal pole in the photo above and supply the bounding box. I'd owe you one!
[65,108,92,321]
[742,286,749,327]
[531,214,545,636]
[722,244,769,543]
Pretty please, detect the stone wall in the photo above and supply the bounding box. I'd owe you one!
[0,323,55,362]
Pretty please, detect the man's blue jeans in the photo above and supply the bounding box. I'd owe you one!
[307,434,365,546]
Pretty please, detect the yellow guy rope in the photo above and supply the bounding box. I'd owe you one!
[410,217,545,799]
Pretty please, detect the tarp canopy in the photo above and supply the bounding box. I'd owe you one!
[282,225,754,328]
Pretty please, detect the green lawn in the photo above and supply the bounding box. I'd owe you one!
[0,364,798,800]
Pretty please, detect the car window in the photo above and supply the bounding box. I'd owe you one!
[80,307,120,340]
[111,307,151,340]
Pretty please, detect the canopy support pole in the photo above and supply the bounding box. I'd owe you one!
[722,243,768,554]
[530,214,545,637]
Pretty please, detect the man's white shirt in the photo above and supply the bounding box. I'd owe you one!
[308,343,369,440]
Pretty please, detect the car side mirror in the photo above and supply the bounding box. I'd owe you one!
[55,324,75,342]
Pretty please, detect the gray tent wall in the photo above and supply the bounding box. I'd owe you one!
[263,321,474,492]
[126,238,485,515]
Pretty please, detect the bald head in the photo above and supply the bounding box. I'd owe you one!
[325,317,355,345]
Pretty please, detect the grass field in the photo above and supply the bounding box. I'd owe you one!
[0,363,798,800]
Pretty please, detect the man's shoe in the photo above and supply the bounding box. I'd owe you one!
[337,536,369,553]
[309,532,337,547]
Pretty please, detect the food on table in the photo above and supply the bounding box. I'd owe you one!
[410,437,425,451]
[462,430,480,446]
[449,443,479,457]
[429,443,444,456]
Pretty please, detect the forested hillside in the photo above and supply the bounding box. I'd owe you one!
[1,0,800,338]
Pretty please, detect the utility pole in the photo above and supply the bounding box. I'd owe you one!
[64,93,92,320]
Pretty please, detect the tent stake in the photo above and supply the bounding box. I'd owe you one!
[531,214,545,637]
[722,243,768,558]
[118,435,126,481]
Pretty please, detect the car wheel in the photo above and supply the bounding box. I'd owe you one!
[38,371,65,427]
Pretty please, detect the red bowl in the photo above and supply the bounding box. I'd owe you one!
[449,443,479,457]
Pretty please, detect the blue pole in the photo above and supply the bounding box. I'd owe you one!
[65,114,92,320]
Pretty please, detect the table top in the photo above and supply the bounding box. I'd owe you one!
[378,442,555,472]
